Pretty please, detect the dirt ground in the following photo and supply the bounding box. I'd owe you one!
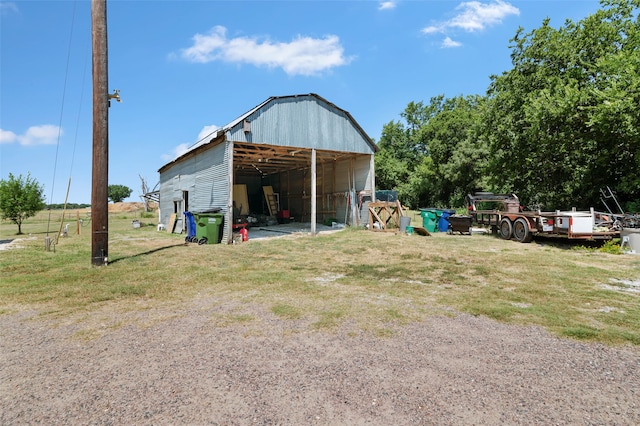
[1,299,639,425]
[108,202,157,213]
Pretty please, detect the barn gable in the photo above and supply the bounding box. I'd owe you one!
[225,94,376,154]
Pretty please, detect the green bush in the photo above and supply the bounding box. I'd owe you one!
[599,240,622,255]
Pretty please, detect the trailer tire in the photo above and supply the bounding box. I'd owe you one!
[513,218,533,243]
[499,218,513,240]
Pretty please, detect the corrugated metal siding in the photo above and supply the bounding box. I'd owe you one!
[159,141,230,235]
[225,96,374,154]
[158,171,174,227]
[192,142,227,210]
[158,156,197,227]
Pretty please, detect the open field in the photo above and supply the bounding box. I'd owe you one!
[1,208,639,344]
[2,209,640,424]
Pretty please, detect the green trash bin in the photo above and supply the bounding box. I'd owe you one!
[420,208,441,233]
[195,212,224,244]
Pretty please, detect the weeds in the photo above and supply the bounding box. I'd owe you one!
[573,239,622,254]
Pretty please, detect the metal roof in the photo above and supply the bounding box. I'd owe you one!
[158,94,376,174]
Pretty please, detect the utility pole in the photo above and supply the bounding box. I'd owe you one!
[91,0,108,266]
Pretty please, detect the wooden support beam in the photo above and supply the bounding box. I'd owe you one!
[226,140,234,243]
[370,154,376,202]
[311,148,316,235]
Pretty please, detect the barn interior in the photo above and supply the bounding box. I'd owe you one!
[232,141,371,226]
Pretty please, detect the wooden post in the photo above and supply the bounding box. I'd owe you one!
[226,140,234,244]
[311,148,316,235]
[91,0,109,266]
[370,154,376,202]
[350,157,356,226]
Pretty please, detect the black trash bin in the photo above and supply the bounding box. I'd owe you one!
[447,215,473,235]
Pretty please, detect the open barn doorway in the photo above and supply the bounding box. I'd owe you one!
[231,142,371,235]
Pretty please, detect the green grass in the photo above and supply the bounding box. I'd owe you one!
[1,210,640,345]
[271,304,302,319]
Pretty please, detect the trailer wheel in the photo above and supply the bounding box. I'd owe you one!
[513,218,532,243]
[499,218,513,240]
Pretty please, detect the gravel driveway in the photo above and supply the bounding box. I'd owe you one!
[1,300,639,425]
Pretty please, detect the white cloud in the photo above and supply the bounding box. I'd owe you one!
[1,125,60,146]
[179,26,352,76]
[422,0,519,34]
[442,37,463,48]
[161,143,190,162]
[379,1,397,10]
[0,2,19,15]
[451,0,519,31]
[161,125,220,162]
[197,125,219,142]
[0,129,17,144]
[422,25,443,35]
[20,125,60,145]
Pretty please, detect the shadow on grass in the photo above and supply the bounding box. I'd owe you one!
[532,235,612,250]
[476,231,613,250]
[108,243,186,264]
[3,230,60,237]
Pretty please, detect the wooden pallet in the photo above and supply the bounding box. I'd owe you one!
[368,200,404,231]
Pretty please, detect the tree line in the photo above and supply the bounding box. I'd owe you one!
[0,172,134,234]
[376,0,639,212]
[47,203,91,210]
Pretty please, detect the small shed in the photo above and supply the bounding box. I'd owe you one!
[157,93,377,243]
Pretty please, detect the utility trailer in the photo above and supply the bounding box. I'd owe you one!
[466,192,621,243]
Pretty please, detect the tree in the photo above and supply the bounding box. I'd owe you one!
[376,0,639,210]
[0,173,46,234]
[107,184,133,203]
[484,0,640,208]
[375,95,487,208]
[419,95,489,206]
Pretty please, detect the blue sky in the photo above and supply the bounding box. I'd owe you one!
[1,0,601,204]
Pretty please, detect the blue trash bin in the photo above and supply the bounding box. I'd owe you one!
[184,211,197,243]
[438,209,456,232]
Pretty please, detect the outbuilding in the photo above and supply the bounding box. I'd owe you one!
[157,93,377,243]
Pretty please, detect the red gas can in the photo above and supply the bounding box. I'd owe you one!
[239,227,248,242]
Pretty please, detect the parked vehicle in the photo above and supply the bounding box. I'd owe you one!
[466,192,622,243]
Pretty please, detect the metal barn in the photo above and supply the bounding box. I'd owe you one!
[157,94,377,243]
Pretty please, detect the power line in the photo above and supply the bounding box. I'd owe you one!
[46,0,78,238]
